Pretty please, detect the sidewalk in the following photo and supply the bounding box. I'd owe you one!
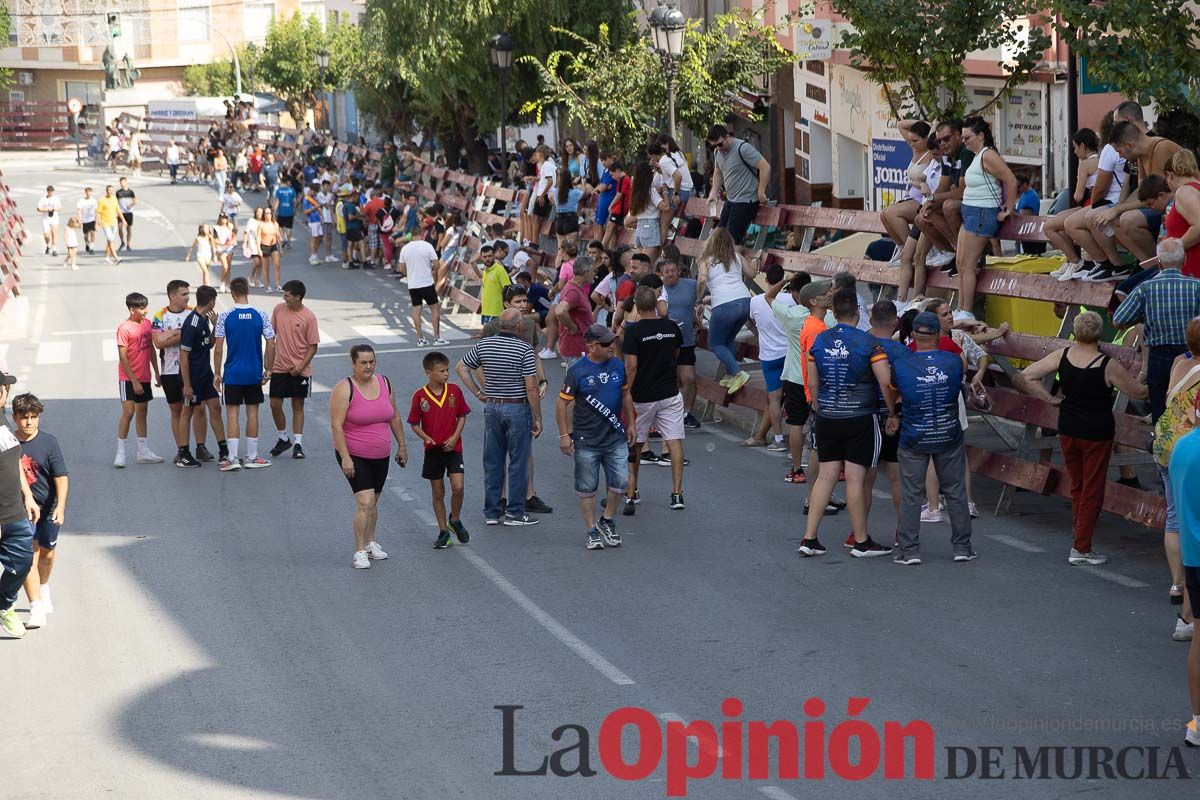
[1,149,96,174]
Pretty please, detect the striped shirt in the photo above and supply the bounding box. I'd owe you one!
[460,332,537,399]
[1112,269,1200,347]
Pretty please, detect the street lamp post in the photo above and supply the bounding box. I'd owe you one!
[648,0,686,140]
[490,32,514,162]
[316,49,330,131]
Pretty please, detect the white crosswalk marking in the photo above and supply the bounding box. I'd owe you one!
[317,327,340,348]
[102,338,118,362]
[351,324,406,344]
[35,341,71,365]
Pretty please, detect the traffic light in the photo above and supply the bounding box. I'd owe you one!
[107,12,120,37]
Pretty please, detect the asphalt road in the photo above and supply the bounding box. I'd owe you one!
[0,157,1195,799]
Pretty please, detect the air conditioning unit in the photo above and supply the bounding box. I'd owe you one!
[17,72,34,86]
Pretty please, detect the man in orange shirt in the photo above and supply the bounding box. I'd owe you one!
[794,281,843,515]
[268,280,320,459]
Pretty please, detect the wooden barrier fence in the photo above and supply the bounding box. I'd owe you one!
[0,167,26,314]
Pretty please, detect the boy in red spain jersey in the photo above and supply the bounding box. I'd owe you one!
[408,352,471,549]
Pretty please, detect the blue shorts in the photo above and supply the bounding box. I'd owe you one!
[761,356,786,392]
[1139,207,1164,237]
[961,204,1001,238]
[573,440,629,497]
[35,513,60,549]
[1116,266,1159,298]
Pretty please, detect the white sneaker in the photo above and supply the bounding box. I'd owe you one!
[1173,616,1194,642]
[365,541,389,560]
[927,249,956,267]
[432,337,450,345]
[1056,263,1079,282]
[887,246,902,266]
[113,450,126,468]
[968,502,980,518]
[309,255,320,265]
[325,255,340,263]
[40,585,52,613]
[1068,548,1108,565]
[920,504,943,523]
[136,450,164,464]
[538,348,557,360]
[25,601,47,629]
[352,550,371,569]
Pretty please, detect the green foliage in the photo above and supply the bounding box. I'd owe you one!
[0,6,11,91]
[1054,0,1200,115]
[520,10,797,156]
[181,45,262,96]
[831,0,1050,120]
[257,13,328,124]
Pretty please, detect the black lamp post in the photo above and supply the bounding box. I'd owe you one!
[490,32,514,161]
[648,0,686,140]
[316,49,330,131]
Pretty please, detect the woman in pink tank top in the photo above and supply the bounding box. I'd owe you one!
[330,344,409,570]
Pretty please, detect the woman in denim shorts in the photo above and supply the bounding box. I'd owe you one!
[954,117,1017,318]
[625,160,668,266]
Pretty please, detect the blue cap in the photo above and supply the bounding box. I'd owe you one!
[912,311,941,336]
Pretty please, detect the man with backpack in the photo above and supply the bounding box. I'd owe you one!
[705,124,771,245]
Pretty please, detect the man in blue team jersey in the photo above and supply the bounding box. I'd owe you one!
[861,300,909,547]
[798,288,897,559]
[272,180,297,250]
[213,277,276,471]
[891,311,974,565]
[179,285,228,467]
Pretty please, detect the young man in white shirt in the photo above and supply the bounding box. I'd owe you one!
[37,186,62,256]
[166,140,181,184]
[316,180,338,262]
[399,227,449,347]
[76,186,98,254]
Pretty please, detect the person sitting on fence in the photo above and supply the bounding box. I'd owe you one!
[914,120,970,273]
[884,120,937,299]
[953,117,1018,320]
[1045,127,1105,279]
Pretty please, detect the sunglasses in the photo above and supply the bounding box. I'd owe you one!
[937,135,954,144]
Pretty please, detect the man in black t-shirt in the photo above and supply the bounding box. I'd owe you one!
[179,285,228,466]
[623,285,687,512]
[115,177,136,252]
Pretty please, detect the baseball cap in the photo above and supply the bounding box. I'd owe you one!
[0,368,15,386]
[337,182,353,196]
[912,311,941,336]
[798,280,832,306]
[584,324,616,344]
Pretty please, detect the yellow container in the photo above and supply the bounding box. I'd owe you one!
[983,255,1067,339]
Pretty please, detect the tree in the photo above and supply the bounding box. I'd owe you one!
[257,13,328,125]
[181,45,262,96]
[0,6,11,91]
[830,0,1051,120]
[1054,0,1200,115]
[520,10,797,156]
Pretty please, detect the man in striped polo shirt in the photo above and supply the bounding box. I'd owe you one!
[456,309,543,526]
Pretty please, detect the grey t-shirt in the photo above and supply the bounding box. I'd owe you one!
[664,278,698,347]
[713,138,763,203]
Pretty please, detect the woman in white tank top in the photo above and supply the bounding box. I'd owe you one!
[1044,128,1101,278]
[881,120,935,271]
[954,118,1017,318]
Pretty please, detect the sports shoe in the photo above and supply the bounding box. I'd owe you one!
[136,450,164,464]
[657,452,689,467]
[1108,267,1133,282]
[683,413,701,429]
[449,518,470,543]
[887,247,902,266]
[309,255,320,265]
[920,504,943,523]
[0,608,25,638]
[434,530,452,549]
[586,528,605,550]
[195,444,215,462]
[640,451,660,465]
[219,457,242,472]
[432,337,450,345]
[325,254,340,263]
[829,496,847,510]
[485,517,501,526]
[25,601,47,629]
[843,532,857,548]
[365,541,388,560]
[785,469,807,484]
[953,551,979,562]
[1054,262,1080,281]
[797,538,827,557]
[622,498,636,516]
[718,375,733,388]
[352,550,371,569]
[727,371,751,393]
[1187,719,1200,747]
[538,348,558,360]
[113,450,126,469]
[766,441,789,452]
[1173,615,1194,642]
[1081,266,1112,282]
[241,457,272,469]
[850,537,893,558]
[503,513,539,526]
[416,338,430,347]
[894,554,922,566]
[174,452,201,468]
[525,495,553,513]
[292,443,306,459]
[927,248,956,267]
[597,516,621,547]
[270,437,293,457]
[670,492,685,510]
[968,502,980,519]
[1068,548,1108,565]
[803,500,841,515]
[265,285,277,294]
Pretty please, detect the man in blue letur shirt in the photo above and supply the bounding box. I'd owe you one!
[214,278,276,471]
[272,181,297,251]
[798,288,897,558]
[891,311,975,565]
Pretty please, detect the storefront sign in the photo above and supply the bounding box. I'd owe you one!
[831,66,871,145]
[999,88,1043,161]
[794,18,832,61]
[871,137,913,210]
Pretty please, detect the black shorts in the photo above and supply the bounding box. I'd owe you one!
[608,212,626,227]
[347,229,364,243]
[422,448,465,480]
[186,376,220,406]
[782,380,811,427]
[121,212,133,227]
[82,220,96,234]
[676,345,697,367]
[815,413,880,468]
[119,380,152,403]
[261,243,278,256]
[555,213,580,235]
[337,453,390,494]
[224,383,264,406]
[161,374,184,404]
[269,372,312,399]
[908,223,921,241]
[1188,565,1200,620]
[277,215,294,229]
[878,414,900,464]
[409,285,439,306]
